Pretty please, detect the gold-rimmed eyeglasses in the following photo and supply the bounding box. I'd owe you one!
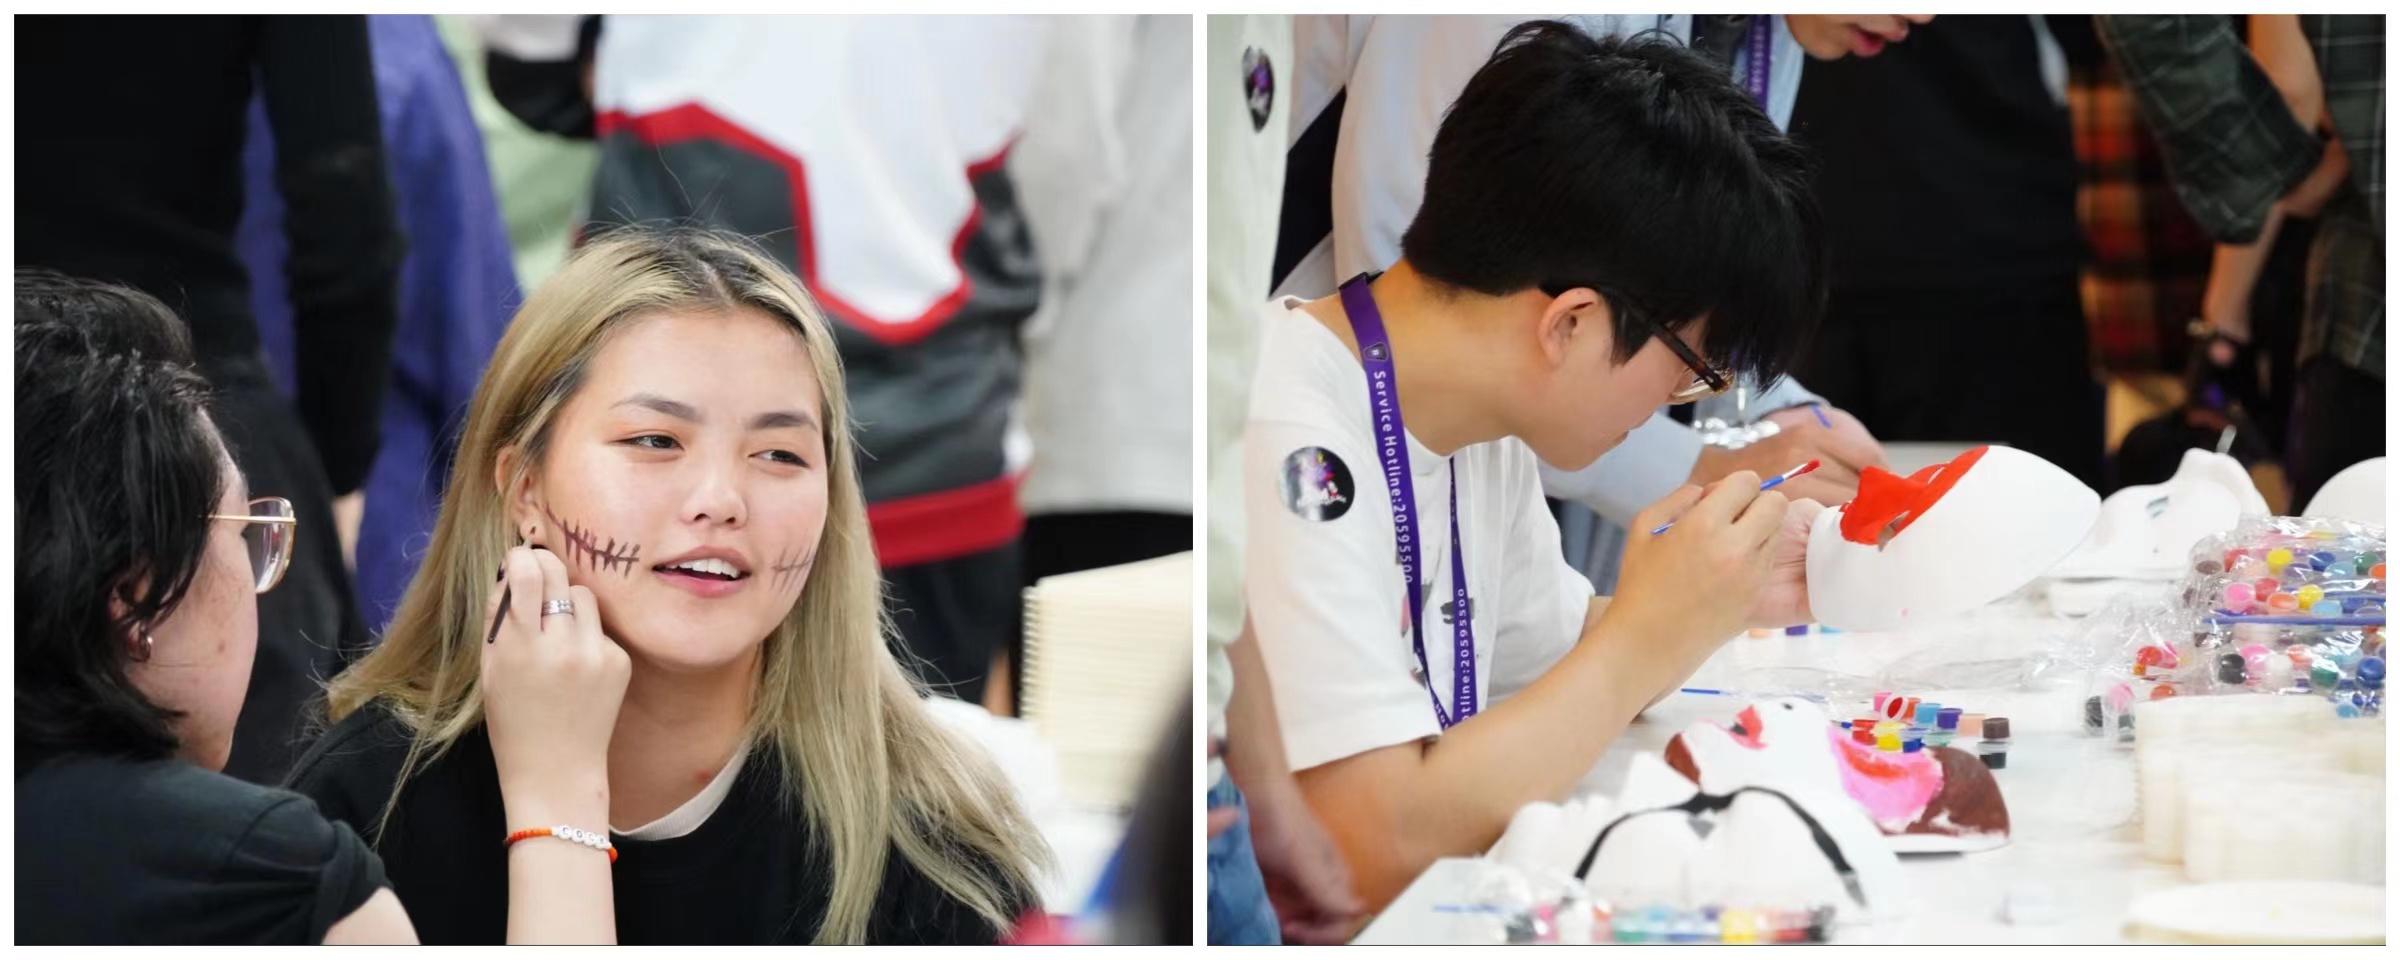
[207,497,297,594]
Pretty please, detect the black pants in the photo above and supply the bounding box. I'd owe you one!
[1794,276,2108,491]
[203,357,370,785]
[1023,511,1194,584]
[884,540,1023,706]
[2285,356,2385,511]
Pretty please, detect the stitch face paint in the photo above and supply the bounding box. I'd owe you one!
[542,505,643,578]
[769,546,814,594]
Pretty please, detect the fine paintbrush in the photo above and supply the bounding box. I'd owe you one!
[486,545,552,644]
[1650,459,1821,536]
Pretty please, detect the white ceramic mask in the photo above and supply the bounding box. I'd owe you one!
[2302,457,2386,527]
[1808,445,2100,631]
[1574,743,1907,922]
[2052,449,2264,581]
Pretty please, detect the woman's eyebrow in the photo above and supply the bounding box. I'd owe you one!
[614,392,702,422]
[749,409,817,432]
[614,393,815,432]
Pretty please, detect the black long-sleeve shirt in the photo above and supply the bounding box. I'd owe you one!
[17,15,404,494]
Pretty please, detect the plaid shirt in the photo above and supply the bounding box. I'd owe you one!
[2099,15,2383,379]
[2070,57,2214,371]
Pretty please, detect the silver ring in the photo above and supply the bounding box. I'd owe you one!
[540,599,575,618]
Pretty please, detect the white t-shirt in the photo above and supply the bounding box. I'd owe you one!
[1205,15,1294,788]
[1242,297,1594,772]
[614,739,751,841]
[1017,15,1194,517]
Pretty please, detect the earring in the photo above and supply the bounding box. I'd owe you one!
[129,631,154,663]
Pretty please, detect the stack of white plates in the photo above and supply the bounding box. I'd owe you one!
[1021,552,1193,809]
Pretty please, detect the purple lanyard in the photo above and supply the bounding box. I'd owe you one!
[1339,274,1477,729]
[1744,15,1773,105]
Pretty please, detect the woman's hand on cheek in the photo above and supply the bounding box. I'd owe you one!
[482,546,633,825]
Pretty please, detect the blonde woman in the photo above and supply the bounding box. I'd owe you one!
[288,228,1048,944]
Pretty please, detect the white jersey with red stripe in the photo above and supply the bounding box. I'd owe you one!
[576,16,1057,566]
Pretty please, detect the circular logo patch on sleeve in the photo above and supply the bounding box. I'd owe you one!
[1242,46,1276,132]
[1280,446,1355,521]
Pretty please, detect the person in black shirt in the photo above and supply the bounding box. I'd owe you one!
[13,273,408,945]
[1787,15,2108,489]
[291,227,1049,944]
[16,15,407,785]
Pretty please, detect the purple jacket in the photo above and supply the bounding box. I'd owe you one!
[239,14,520,632]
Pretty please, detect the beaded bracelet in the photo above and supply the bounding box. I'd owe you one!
[506,825,618,863]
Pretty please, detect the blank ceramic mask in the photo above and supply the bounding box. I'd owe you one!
[1807,445,2099,631]
[2303,457,2386,527]
[2051,449,2265,581]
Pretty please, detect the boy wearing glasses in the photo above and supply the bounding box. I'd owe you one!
[1238,23,1829,910]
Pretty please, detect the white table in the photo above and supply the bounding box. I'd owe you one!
[1357,607,2201,944]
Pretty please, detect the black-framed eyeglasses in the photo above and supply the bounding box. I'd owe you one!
[1543,280,1731,403]
[1647,317,1731,403]
[207,496,297,594]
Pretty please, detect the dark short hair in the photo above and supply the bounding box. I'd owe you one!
[1399,22,1826,384]
[15,269,225,773]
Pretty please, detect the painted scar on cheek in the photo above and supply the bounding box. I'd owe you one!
[770,547,816,593]
[541,506,643,578]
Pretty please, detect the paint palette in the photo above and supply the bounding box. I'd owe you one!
[1667,698,2013,860]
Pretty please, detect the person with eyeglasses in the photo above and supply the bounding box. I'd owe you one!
[1236,23,1829,911]
[13,273,620,944]
[1269,14,1920,533]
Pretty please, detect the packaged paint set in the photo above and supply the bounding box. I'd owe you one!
[2085,515,2386,740]
[1439,859,1841,945]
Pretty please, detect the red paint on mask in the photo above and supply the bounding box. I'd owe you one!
[1838,446,1991,546]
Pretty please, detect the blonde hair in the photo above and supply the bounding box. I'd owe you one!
[325,226,1047,942]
